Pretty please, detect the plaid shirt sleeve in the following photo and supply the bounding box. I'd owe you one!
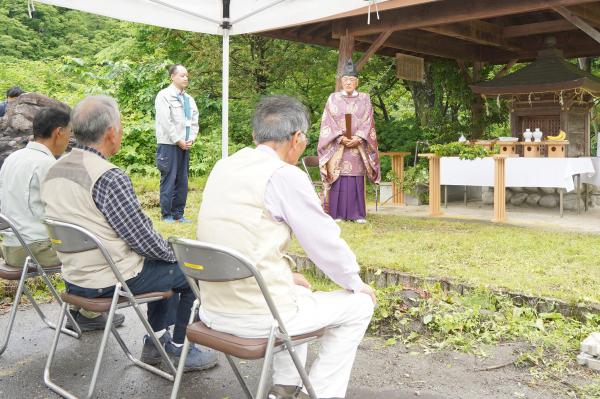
[92,169,176,262]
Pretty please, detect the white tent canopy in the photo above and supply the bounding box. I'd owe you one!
[35,0,380,157]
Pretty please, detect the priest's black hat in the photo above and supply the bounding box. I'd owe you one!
[342,58,358,77]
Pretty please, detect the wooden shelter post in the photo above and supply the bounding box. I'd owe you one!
[420,154,442,216]
[380,152,410,205]
[492,155,507,223]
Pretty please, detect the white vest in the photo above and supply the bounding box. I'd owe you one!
[196,147,297,315]
[42,149,144,288]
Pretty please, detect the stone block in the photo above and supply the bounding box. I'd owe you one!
[511,187,524,193]
[482,190,494,205]
[505,188,513,203]
[540,187,556,194]
[510,192,527,206]
[539,194,559,208]
[524,187,540,194]
[563,193,584,211]
[526,193,541,205]
[581,332,600,356]
[577,352,600,371]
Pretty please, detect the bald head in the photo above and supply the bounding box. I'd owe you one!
[71,95,121,145]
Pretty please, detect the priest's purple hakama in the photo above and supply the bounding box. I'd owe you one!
[318,91,380,220]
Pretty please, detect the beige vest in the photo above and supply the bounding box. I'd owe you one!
[196,147,297,315]
[42,148,144,288]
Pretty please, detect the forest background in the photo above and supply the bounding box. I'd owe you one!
[1,0,597,178]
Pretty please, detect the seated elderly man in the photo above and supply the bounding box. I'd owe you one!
[197,95,376,399]
[41,95,217,371]
[0,107,123,331]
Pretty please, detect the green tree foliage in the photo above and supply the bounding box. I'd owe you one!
[0,2,518,177]
[0,0,132,59]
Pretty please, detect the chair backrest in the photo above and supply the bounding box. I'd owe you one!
[169,237,254,282]
[43,219,98,253]
[169,237,286,328]
[0,212,41,266]
[42,218,130,287]
[0,213,11,232]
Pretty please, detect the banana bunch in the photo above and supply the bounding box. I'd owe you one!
[547,130,566,141]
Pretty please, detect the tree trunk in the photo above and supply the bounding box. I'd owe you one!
[404,62,437,128]
[469,62,485,139]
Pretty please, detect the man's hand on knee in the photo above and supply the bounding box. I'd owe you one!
[357,282,377,306]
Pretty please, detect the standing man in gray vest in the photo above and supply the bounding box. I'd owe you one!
[154,64,199,223]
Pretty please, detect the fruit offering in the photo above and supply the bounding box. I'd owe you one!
[547,130,566,141]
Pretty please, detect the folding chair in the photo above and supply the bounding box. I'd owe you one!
[169,237,325,399]
[0,213,81,356]
[42,218,177,399]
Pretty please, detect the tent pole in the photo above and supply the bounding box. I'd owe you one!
[222,27,229,159]
[221,0,231,159]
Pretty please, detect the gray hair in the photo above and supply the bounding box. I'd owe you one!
[252,95,310,144]
[71,95,121,145]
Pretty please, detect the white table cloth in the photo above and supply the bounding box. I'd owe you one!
[580,157,600,187]
[440,157,595,192]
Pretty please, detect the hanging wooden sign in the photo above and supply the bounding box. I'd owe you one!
[396,53,424,82]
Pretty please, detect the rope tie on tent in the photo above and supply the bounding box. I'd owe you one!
[27,0,36,18]
[366,0,380,25]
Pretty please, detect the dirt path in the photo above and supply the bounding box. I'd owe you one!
[2,304,594,398]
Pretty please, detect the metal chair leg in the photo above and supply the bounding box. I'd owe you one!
[126,291,177,375]
[110,324,174,380]
[256,323,278,399]
[282,337,317,399]
[0,264,29,355]
[225,354,254,399]
[22,286,80,339]
[35,264,82,337]
[170,300,200,399]
[85,287,122,399]
[44,302,76,399]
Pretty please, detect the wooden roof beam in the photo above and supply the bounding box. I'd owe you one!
[553,5,600,43]
[299,22,329,37]
[357,31,485,61]
[568,3,600,26]
[356,30,393,70]
[480,34,600,63]
[333,0,596,38]
[502,19,577,38]
[421,20,524,51]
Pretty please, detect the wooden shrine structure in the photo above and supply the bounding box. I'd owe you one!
[471,40,600,156]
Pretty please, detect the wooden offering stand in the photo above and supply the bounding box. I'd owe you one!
[498,142,518,156]
[518,142,542,158]
[546,140,569,158]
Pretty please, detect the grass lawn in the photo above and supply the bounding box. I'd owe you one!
[134,177,600,305]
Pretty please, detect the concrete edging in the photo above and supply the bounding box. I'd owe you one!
[289,254,600,320]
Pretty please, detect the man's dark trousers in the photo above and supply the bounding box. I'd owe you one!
[156,144,190,220]
[65,258,193,343]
